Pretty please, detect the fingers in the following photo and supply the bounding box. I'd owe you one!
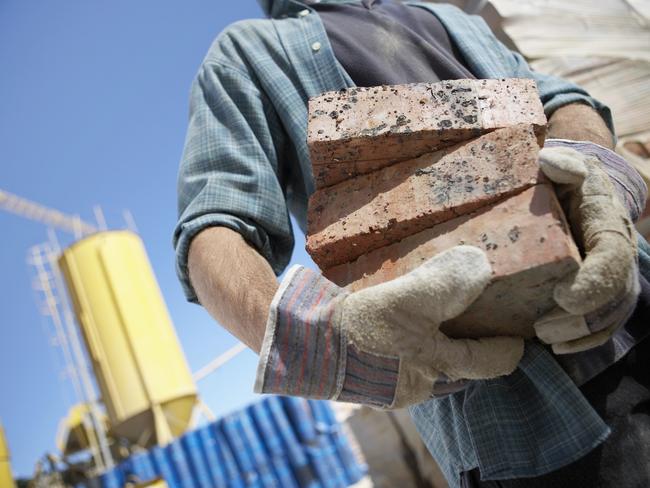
[431,375,468,398]
[432,334,524,380]
[409,245,493,323]
[555,160,637,314]
[551,323,617,355]
[538,269,639,352]
[534,306,590,344]
[554,232,636,314]
[538,147,588,185]
[357,245,493,323]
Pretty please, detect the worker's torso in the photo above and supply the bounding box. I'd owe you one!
[309,0,474,85]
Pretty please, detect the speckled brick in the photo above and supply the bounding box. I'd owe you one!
[308,78,547,188]
[306,125,544,269]
[323,185,581,339]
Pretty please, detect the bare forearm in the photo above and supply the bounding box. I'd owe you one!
[188,226,278,353]
[547,103,614,149]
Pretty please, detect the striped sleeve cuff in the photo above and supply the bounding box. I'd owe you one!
[544,139,648,222]
[255,265,347,399]
[337,344,400,408]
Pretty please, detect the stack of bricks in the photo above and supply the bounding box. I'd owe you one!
[305,78,581,339]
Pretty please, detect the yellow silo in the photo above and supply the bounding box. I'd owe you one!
[58,231,197,447]
[0,422,16,488]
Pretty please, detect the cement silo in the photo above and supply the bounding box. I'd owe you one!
[58,231,197,447]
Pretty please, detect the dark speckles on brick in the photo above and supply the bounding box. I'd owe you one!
[342,104,351,110]
[329,111,338,119]
[395,115,409,126]
[463,115,478,124]
[508,226,521,243]
[438,119,452,128]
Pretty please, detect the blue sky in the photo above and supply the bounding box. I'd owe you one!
[0,0,318,478]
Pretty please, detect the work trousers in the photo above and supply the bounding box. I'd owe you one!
[460,334,650,488]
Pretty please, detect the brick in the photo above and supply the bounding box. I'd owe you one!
[306,125,544,269]
[308,78,547,188]
[323,185,581,339]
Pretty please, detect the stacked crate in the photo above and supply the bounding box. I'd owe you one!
[306,79,581,338]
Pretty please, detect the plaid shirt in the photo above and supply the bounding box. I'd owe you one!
[175,1,650,486]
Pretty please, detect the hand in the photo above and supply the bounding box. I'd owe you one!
[255,246,524,409]
[534,144,640,354]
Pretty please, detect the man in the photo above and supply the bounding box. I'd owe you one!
[175,1,650,486]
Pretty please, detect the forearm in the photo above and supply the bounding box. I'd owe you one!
[188,226,278,353]
[547,103,614,149]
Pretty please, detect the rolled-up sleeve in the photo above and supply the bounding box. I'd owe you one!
[174,61,293,303]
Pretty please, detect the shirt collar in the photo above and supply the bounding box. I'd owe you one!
[257,0,367,18]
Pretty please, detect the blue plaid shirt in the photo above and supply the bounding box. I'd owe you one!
[175,1,650,486]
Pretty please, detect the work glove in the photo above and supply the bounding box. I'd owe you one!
[534,142,641,354]
[255,245,524,409]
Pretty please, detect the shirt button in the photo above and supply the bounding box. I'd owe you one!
[311,41,321,52]
[298,9,310,17]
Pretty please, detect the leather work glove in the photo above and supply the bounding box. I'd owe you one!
[534,142,641,354]
[255,246,524,409]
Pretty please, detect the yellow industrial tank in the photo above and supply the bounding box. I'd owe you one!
[0,422,16,488]
[58,231,197,447]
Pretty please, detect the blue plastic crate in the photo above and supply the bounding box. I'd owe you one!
[96,397,366,488]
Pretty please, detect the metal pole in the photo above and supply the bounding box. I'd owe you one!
[122,209,139,234]
[192,342,247,382]
[28,243,84,404]
[93,206,108,231]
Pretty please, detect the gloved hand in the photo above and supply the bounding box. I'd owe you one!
[255,245,524,409]
[534,143,640,354]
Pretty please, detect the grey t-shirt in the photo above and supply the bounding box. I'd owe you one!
[309,0,474,86]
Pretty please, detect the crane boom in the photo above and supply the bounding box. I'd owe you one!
[0,189,96,235]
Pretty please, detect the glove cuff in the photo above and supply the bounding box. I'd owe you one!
[254,265,402,408]
[544,139,648,222]
[336,343,400,408]
[254,265,347,399]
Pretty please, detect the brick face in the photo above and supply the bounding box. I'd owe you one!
[307,124,544,269]
[323,185,581,339]
[308,78,547,188]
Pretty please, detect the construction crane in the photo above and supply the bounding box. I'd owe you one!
[0,188,246,474]
[0,189,98,236]
[1,188,247,379]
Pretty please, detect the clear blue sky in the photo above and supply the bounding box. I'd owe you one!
[0,0,317,478]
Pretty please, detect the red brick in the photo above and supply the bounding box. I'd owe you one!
[308,78,547,188]
[306,125,544,269]
[323,185,581,339]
